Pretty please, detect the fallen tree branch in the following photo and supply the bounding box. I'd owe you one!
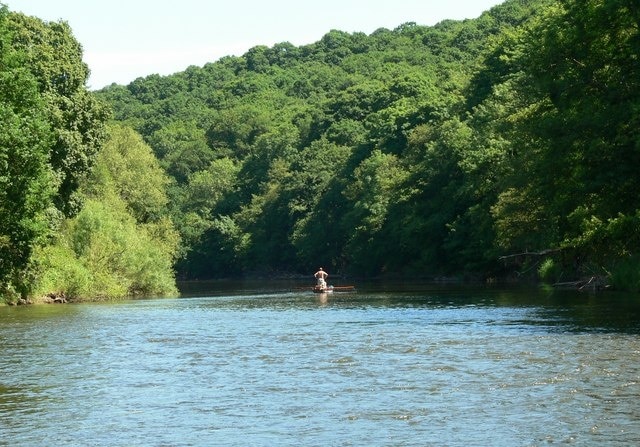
[553,276,607,290]
[498,248,562,261]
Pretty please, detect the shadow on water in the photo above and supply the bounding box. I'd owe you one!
[177,279,640,334]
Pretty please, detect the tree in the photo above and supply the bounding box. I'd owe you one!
[289,139,353,271]
[0,6,55,299]
[341,150,408,275]
[85,124,172,223]
[6,12,109,217]
[174,157,240,271]
[490,0,640,279]
[33,125,179,301]
[37,197,178,300]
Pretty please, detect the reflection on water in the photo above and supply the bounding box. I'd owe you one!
[1,284,639,446]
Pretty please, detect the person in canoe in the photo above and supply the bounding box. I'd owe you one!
[314,267,328,289]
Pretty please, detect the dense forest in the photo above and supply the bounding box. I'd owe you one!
[1,0,639,303]
[0,5,177,303]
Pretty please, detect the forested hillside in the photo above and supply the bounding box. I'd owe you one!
[2,0,639,303]
[97,0,640,289]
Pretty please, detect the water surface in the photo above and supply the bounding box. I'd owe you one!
[1,284,640,446]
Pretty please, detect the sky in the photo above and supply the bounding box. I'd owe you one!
[5,0,505,90]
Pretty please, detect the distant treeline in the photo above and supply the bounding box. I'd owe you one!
[2,0,639,303]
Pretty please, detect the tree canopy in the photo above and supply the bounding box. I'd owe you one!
[95,0,639,289]
[3,0,640,301]
[0,7,108,301]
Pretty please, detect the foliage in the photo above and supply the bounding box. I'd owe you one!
[0,16,178,303]
[87,124,171,223]
[32,125,179,301]
[538,258,562,284]
[5,0,638,293]
[5,12,110,216]
[94,0,640,288]
[489,0,640,281]
[609,256,640,293]
[0,7,108,302]
[36,198,177,300]
[342,150,408,275]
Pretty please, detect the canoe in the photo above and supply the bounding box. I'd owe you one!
[312,285,355,293]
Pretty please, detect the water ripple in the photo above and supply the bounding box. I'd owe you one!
[1,289,640,446]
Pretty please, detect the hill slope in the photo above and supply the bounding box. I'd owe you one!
[98,0,640,289]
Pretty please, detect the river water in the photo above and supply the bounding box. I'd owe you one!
[1,283,640,446]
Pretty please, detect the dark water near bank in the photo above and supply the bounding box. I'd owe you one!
[1,283,640,446]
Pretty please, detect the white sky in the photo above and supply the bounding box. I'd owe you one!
[5,0,504,90]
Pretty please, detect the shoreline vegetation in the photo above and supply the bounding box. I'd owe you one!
[5,273,613,306]
[3,0,640,305]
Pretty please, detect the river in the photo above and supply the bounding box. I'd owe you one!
[1,282,640,446]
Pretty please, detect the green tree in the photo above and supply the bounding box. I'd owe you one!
[99,0,612,283]
[174,157,240,274]
[490,0,640,280]
[42,197,177,299]
[0,6,55,300]
[6,12,109,217]
[87,125,172,223]
[33,125,179,300]
[341,150,408,275]
[290,139,353,271]
[389,119,473,275]
[1,8,109,301]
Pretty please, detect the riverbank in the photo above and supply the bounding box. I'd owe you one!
[2,270,629,306]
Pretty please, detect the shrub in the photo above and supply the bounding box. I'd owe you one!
[32,198,178,301]
[32,244,92,301]
[609,256,640,293]
[538,258,562,284]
